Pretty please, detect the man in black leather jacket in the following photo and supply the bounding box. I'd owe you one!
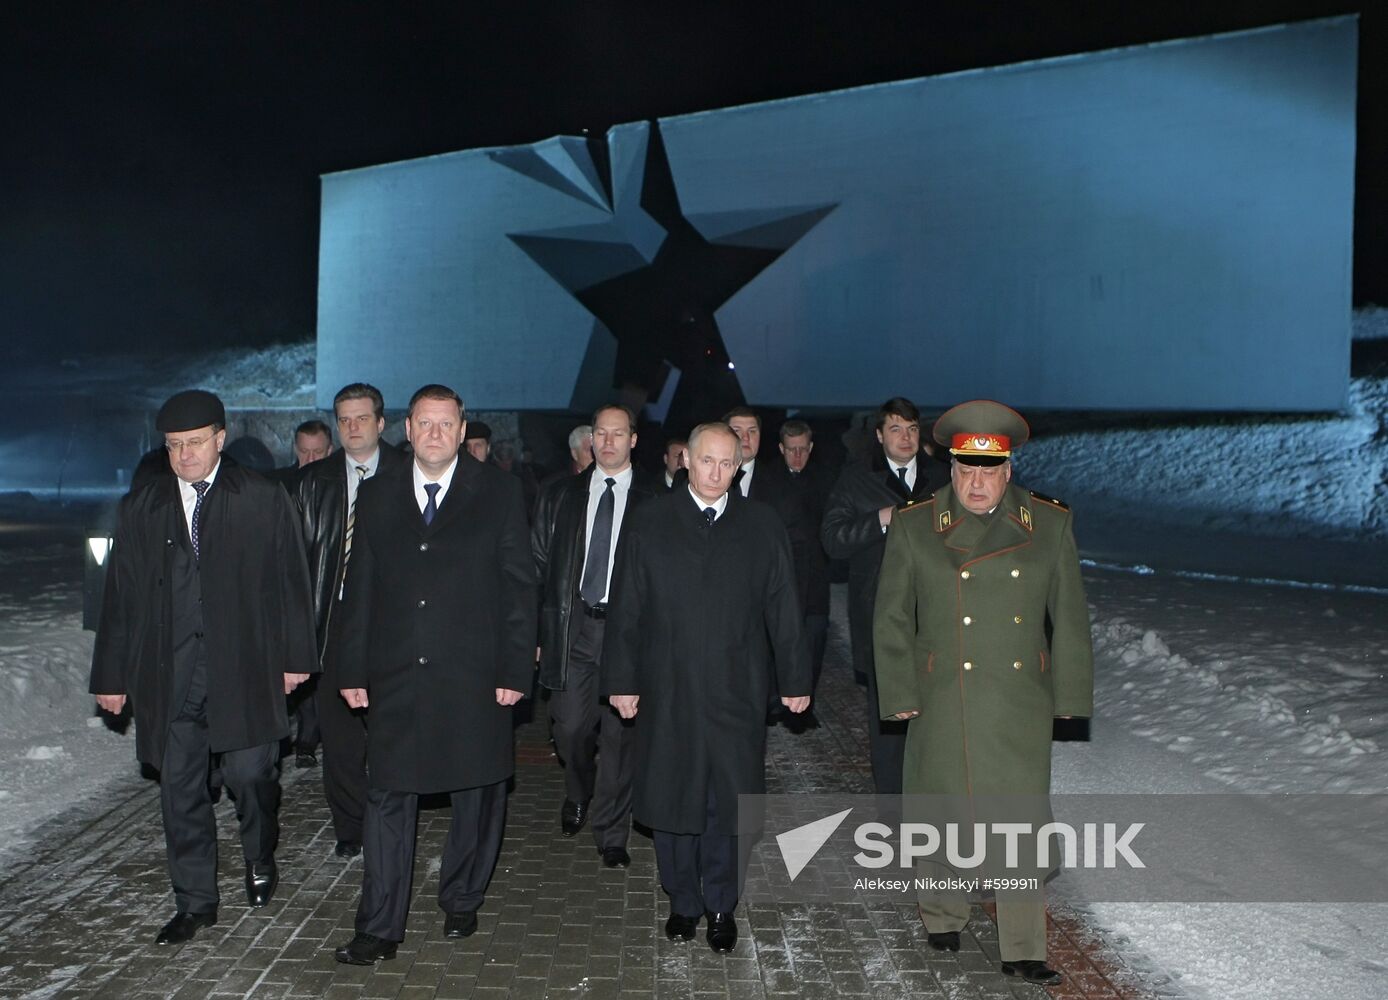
[294,383,408,858]
[821,397,949,796]
[531,404,658,868]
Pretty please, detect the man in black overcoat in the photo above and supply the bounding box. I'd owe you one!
[275,417,334,768]
[603,422,811,954]
[724,408,826,723]
[532,404,658,868]
[331,384,536,965]
[775,419,832,703]
[821,396,949,796]
[90,389,317,946]
[293,382,408,858]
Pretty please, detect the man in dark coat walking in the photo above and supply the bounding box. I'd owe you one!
[821,397,949,796]
[293,382,408,858]
[90,389,317,946]
[331,384,536,965]
[724,408,824,723]
[603,422,810,953]
[532,404,657,868]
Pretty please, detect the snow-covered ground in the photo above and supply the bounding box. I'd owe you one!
[2,316,1387,998]
[1055,570,1388,999]
[0,534,136,862]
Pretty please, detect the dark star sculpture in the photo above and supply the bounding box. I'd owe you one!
[496,122,835,428]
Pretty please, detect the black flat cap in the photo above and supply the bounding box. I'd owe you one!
[464,420,492,442]
[156,390,226,433]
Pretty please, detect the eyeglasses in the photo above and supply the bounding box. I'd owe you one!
[165,435,215,452]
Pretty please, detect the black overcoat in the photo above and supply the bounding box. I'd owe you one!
[89,458,318,767]
[336,455,537,794]
[821,450,949,678]
[600,489,809,836]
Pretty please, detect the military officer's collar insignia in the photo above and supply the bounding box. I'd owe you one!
[938,508,951,531]
[1019,505,1033,531]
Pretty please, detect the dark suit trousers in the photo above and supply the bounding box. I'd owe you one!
[653,788,751,917]
[865,656,907,797]
[318,613,368,843]
[289,674,320,751]
[160,647,280,913]
[548,615,635,850]
[804,613,829,694]
[356,781,507,941]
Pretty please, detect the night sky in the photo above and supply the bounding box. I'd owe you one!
[2,1,1379,360]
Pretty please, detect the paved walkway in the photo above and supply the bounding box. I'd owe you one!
[0,595,1181,999]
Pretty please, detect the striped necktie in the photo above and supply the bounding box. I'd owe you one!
[340,464,368,595]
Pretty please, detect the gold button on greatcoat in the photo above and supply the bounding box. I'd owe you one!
[963,661,973,671]
[961,570,971,579]
[1014,616,1023,623]
[1010,568,1020,578]
[1013,660,1023,670]
[963,616,972,625]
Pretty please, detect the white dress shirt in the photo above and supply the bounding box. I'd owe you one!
[413,455,458,513]
[582,465,634,605]
[688,485,730,521]
[737,458,756,497]
[177,458,222,543]
[345,448,381,509]
[889,454,918,492]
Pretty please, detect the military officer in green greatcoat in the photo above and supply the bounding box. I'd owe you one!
[873,399,1093,987]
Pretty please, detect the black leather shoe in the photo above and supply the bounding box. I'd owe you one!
[927,931,961,952]
[444,911,478,938]
[245,861,277,907]
[1000,959,1063,985]
[600,846,630,869]
[665,912,699,941]
[155,910,216,945]
[334,840,363,858]
[334,932,398,965]
[706,911,737,952]
[560,798,589,837]
[294,749,318,769]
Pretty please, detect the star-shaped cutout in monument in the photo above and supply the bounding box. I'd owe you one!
[491,122,836,426]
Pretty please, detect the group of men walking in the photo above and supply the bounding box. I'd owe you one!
[89,381,1092,986]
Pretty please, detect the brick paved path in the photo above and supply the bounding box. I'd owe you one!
[0,592,1181,999]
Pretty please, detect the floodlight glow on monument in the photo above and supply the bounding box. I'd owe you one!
[317,16,1356,413]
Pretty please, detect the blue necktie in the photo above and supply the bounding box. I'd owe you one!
[703,506,716,526]
[190,481,210,559]
[422,482,441,526]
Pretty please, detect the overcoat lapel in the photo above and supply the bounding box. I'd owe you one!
[424,456,479,536]
[883,467,910,502]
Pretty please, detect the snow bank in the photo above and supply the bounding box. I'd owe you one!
[2,341,315,409]
[1016,374,1388,542]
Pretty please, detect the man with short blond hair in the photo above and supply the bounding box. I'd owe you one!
[603,421,810,953]
[332,384,536,964]
[293,420,334,467]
